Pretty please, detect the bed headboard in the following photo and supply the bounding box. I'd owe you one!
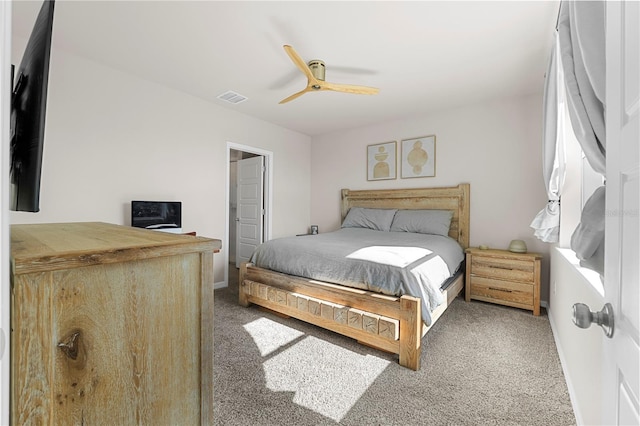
[341,183,470,249]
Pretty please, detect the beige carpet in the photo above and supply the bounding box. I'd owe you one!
[214,267,575,425]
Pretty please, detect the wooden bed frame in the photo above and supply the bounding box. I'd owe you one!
[239,184,470,370]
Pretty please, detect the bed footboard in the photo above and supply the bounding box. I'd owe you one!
[239,262,423,370]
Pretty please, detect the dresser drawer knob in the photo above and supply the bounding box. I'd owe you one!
[58,331,81,360]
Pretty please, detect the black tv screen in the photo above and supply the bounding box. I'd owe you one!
[10,0,55,212]
[131,201,182,230]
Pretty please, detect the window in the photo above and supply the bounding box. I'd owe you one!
[559,105,605,293]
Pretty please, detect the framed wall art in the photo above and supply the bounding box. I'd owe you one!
[401,135,435,178]
[367,141,397,181]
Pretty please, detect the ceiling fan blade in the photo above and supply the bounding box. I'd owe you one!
[283,45,318,83]
[278,45,378,104]
[279,87,312,104]
[322,81,379,95]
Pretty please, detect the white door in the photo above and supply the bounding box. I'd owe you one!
[603,1,639,425]
[236,156,264,268]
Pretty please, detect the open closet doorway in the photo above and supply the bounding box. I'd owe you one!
[226,143,273,288]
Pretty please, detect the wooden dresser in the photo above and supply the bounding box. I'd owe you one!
[464,248,542,316]
[10,222,221,425]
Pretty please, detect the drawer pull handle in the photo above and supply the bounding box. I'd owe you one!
[489,265,514,271]
[58,331,80,360]
[489,287,513,293]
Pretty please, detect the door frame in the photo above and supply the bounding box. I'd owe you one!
[0,1,11,422]
[224,142,273,288]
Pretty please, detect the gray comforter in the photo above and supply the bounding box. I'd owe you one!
[250,228,464,325]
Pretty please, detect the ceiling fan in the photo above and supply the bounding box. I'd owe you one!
[279,45,379,104]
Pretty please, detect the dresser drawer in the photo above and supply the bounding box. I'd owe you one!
[471,256,534,283]
[469,276,533,307]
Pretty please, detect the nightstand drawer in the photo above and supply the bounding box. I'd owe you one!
[471,256,534,283]
[469,276,533,307]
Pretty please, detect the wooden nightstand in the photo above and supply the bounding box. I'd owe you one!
[465,248,542,316]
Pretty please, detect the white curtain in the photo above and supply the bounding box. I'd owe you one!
[557,0,606,275]
[531,32,566,243]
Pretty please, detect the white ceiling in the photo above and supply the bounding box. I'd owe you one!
[12,0,559,137]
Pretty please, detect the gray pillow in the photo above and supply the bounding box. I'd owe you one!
[390,209,453,236]
[341,207,397,232]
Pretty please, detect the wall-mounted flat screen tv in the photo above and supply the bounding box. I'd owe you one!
[10,0,55,212]
[131,201,182,230]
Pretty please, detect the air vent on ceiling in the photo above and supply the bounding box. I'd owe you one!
[217,90,248,104]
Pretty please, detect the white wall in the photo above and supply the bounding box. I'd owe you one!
[546,106,604,426]
[549,248,602,426]
[310,94,552,301]
[10,40,312,284]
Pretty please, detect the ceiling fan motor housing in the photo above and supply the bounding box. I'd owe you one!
[308,60,326,81]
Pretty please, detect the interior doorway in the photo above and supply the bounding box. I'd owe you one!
[225,143,273,288]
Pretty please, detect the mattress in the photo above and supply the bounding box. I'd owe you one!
[250,227,464,325]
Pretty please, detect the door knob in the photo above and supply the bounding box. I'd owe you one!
[572,302,614,338]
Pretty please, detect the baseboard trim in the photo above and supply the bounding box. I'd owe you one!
[214,281,227,290]
[547,308,582,426]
